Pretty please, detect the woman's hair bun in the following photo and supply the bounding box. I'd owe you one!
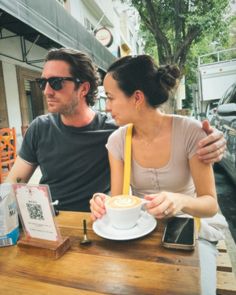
[156,65,180,90]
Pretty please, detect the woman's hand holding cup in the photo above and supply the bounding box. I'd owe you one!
[144,191,184,219]
[90,193,108,221]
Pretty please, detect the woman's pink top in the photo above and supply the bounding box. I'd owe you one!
[106,115,206,198]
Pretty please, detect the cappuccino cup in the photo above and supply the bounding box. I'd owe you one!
[105,195,143,230]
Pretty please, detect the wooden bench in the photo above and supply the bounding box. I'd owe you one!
[216,240,236,295]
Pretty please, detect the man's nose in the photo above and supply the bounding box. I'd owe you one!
[43,82,54,95]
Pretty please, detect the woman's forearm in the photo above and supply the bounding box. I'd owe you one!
[181,194,218,218]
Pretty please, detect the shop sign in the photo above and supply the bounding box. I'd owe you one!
[95,27,113,47]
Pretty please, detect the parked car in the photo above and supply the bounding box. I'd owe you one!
[210,82,236,185]
[206,101,218,122]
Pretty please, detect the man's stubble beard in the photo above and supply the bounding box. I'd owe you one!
[56,95,79,116]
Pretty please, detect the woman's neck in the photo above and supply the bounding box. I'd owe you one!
[133,109,167,141]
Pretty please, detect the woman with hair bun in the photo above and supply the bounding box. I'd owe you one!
[90,55,220,295]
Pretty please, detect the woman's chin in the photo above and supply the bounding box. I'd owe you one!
[116,122,129,127]
[113,117,130,126]
[114,119,123,126]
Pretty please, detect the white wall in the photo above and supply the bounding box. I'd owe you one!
[2,61,22,149]
[68,0,85,24]
[68,0,142,57]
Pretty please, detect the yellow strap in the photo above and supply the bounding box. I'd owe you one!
[122,123,201,233]
[195,217,201,233]
[122,124,133,195]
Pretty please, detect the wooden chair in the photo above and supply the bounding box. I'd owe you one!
[0,127,17,183]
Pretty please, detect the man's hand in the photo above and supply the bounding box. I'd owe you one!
[197,120,226,164]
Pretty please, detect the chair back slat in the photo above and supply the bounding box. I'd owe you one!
[0,127,17,183]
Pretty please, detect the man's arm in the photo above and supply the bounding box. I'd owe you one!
[6,157,37,183]
[197,120,226,164]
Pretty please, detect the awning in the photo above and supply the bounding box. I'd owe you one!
[0,0,115,71]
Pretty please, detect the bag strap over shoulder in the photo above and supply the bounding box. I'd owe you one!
[195,217,201,233]
[122,124,133,195]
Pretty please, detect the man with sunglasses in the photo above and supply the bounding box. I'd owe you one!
[6,48,226,212]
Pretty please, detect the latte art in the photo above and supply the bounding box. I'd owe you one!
[107,195,142,209]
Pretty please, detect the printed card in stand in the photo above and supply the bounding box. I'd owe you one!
[13,183,70,259]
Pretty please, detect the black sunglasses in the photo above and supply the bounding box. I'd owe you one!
[36,77,81,91]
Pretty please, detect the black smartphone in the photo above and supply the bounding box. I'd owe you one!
[162,217,195,250]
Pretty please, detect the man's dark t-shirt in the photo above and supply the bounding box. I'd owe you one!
[19,112,117,211]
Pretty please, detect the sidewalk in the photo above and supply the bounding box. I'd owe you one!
[29,167,236,276]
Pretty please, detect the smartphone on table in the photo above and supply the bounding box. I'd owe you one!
[162,217,195,250]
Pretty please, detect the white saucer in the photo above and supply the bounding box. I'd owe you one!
[92,211,157,240]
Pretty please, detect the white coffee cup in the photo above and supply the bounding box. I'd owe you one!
[105,195,144,230]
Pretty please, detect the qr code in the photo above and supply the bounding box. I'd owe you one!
[26,203,44,220]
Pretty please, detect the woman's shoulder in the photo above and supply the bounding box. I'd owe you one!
[172,115,206,154]
[106,125,131,159]
[172,115,203,131]
[108,124,129,140]
[107,125,131,152]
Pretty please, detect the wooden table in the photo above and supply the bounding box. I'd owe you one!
[0,211,201,295]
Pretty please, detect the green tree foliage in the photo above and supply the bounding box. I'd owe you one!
[229,18,236,48]
[129,0,231,73]
[126,0,234,111]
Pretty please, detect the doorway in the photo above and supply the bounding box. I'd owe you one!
[16,66,47,135]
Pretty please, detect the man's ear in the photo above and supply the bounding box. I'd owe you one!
[79,81,90,97]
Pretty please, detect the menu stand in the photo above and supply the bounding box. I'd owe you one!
[13,184,71,259]
[17,236,70,259]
